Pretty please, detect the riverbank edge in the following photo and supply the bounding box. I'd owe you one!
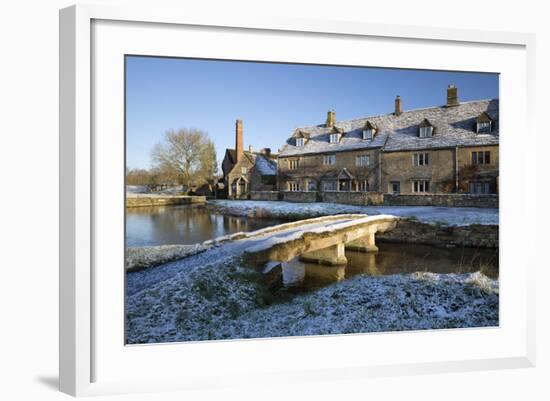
[126,194,206,208]
[126,244,210,272]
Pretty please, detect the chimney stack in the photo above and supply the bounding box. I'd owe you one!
[394,96,402,116]
[446,85,459,107]
[248,145,253,152]
[326,110,336,128]
[235,119,243,162]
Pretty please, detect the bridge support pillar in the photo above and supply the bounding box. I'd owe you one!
[345,233,378,253]
[300,243,348,266]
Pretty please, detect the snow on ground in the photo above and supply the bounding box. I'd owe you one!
[126,244,209,272]
[126,255,498,344]
[208,200,499,226]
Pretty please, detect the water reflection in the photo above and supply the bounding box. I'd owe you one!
[273,243,498,292]
[126,205,282,247]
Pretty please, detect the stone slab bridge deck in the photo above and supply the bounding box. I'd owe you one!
[235,214,399,266]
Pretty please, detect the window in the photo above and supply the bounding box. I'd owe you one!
[329,133,339,144]
[296,137,305,147]
[241,167,247,174]
[358,180,370,192]
[362,129,373,140]
[289,159,299,169]
[323,154,336,165]
[477,121,492,133]
[307,180,317,192]
[412,153,430,166]
[356,155,370,167]
[288,182,300,192]
[419,126,433,138]
[323,181,337,192]
[472,151,491,165]
[390,181,400,194]
[470,182,491,194]
[412,180,430,193]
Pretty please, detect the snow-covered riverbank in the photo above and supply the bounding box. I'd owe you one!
[207,200,499,226]
[126,255,498,344]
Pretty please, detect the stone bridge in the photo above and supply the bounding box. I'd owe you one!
[242,214,399,266]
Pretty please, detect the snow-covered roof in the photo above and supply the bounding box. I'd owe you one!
[224,149,278,176]
[253,153,277,175]
[279,99,499,156]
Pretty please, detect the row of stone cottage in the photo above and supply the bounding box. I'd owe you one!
[220,85,499,200]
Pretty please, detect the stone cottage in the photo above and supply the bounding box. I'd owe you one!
[221,120,278,199]
[278,86,499,196]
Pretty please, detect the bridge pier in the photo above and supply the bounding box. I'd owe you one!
[299,243,348,266]
[345,233,378,253]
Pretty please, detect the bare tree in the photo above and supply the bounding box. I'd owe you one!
[151,128,217,192]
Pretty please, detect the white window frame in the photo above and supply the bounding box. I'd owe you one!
[288,181,300,192]
[419,126,433,138]
[288,159,299,169]
[356,155,370,167]
[358,180,370,192]
[329,133,339,143]
[412,152,430,166]
[362,129,374,140]
[323,154,336,165]
[477,121,492,133]
[295,137,305,147]
[470,181,491,194]
[412,180,430,193]
[241,166,247,174]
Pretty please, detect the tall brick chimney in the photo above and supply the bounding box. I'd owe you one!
[394,95,402,116]
[446,85,459,107]
[326,110,336,128]
[235,119,243,162]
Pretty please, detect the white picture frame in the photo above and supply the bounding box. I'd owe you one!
[59,4,536,397]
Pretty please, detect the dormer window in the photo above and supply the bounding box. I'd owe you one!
[477,121,491,133]
[363,129,373,140]
[296,137,305,147]
[362,121,376,140]
[476,112,493,133]
[329,133,340,144]
[418,119,434,138]
[419,126,433,137]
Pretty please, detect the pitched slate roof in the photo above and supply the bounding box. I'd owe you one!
[279,99,499,156]
[224,149,277,176]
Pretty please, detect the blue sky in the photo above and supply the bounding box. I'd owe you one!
[126,56,498,170]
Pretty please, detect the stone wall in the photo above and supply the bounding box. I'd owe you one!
[250,191,280,201]
[383,193,498,208]
[281,191,317,203]
[126,195,206,208]
[377,219,498,248]
[321,191,384,205]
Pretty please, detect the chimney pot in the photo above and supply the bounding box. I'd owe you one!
[394,96,402,116]
[235,119,244,162]
[446,85,459,107]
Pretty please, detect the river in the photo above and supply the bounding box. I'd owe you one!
[127,204,498,286]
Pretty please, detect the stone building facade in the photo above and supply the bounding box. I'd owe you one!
[221,120,277,199]
[278,86,499,197]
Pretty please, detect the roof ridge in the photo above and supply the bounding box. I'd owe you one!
[292,98,498,131]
